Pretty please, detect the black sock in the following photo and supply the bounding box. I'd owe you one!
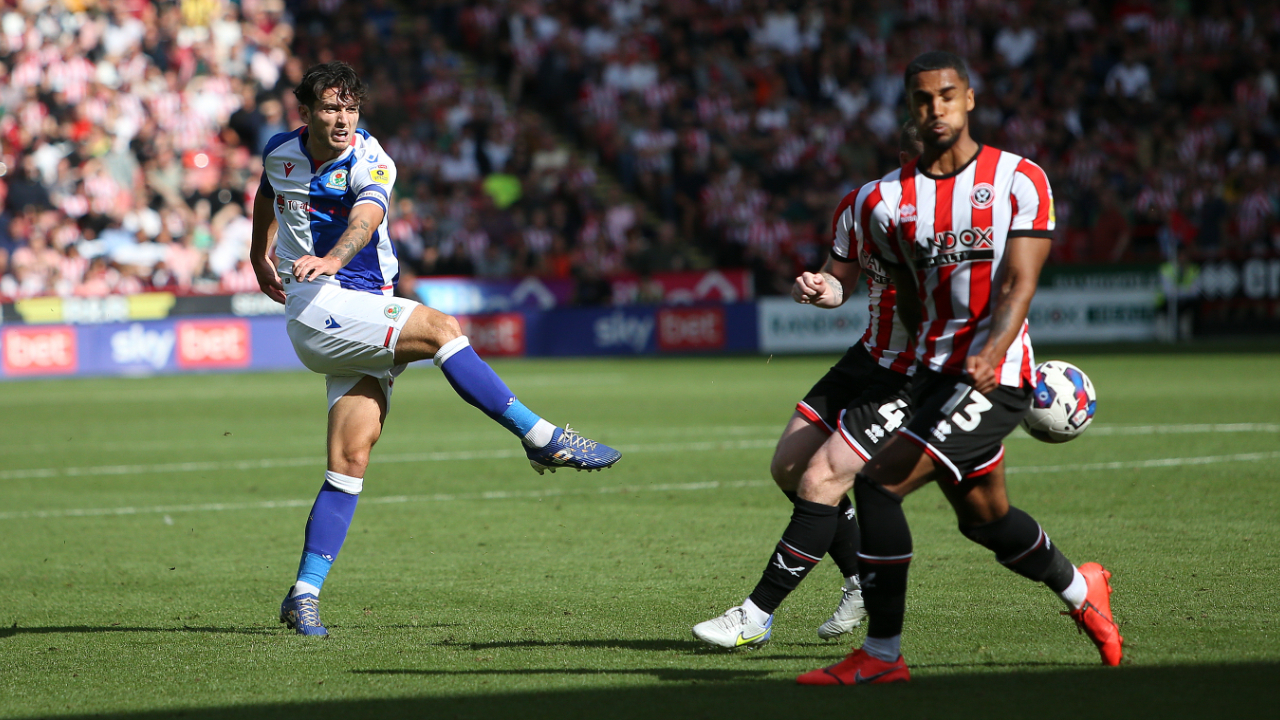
[854,474,912,638]
[960,506,1076,593]
[828,494,861,578]
[747,499,839,614]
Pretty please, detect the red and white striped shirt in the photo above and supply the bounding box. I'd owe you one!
[858,145,1054,387]
[831,189,916,374]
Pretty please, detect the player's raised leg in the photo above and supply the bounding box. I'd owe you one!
[281,375,386,637]
[943,462,1123,666]
[393,305,620,474]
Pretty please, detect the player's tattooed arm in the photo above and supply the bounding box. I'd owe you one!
[793,256,859,308]
[967,235,1052,393]
[292,204,387,282]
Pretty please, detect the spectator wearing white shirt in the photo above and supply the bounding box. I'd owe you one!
[994,16,1037,68]
[1106,49,1152,100]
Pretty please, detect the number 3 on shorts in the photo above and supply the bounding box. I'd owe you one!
[942,382,992,432]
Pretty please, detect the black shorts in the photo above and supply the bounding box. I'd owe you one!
[799,345,913,460]
[898,369,1032,484]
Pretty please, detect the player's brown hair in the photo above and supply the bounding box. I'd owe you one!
[294,61,368,110]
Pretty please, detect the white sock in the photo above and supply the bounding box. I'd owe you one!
[861,634,901,662]
[522,419,557,448]
[741,598,771,625]
[293,581,321,598]
[1059,567,1088,610]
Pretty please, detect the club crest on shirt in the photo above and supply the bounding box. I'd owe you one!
[899,203,917,223]
[371,165,390,185]
[326,169,348,190]
[383,304,403,320]
[970,183,996,209]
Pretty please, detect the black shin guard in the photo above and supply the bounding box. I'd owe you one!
[853,474,912,638]
[828,494,861,578]
[960,506,1076,593]
[748,499,839,614]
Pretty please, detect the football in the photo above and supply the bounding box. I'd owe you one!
[1021,360,1097,443]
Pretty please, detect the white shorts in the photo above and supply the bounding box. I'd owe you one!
[283,276,420,410]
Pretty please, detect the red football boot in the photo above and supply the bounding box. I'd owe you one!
[796,648,911,686]
[1065,562,1124,666]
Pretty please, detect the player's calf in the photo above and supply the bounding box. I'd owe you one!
[958,506,1075,591]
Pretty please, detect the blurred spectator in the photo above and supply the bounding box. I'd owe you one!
[4,0,1279,306]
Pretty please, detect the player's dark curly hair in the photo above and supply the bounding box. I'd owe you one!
[294,61,368,109]
[904,51,970,89]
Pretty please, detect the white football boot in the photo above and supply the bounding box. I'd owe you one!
[692,606,773,649]
[816,575,867,639]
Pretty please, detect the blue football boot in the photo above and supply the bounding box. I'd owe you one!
[526,425,622,475]
[279,586,328,637]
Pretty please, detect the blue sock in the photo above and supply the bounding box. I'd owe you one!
[435,337,544,437]
[295,477,359,594]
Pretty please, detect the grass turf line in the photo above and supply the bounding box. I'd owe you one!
[0,353,1277,719]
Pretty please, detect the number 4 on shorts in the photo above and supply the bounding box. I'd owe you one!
[877,400,908,432]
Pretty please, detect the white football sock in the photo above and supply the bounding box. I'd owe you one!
[741,598,771,625]
[522,419,557,448]
[1059,567,1088,610]
[293,581,321,598]
[862,634,901,662]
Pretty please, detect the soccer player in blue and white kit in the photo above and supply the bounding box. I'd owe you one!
[250,62,621,636]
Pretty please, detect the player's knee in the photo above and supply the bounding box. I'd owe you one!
[332,447,372,477]
[769,451,801,488]
[435,313,463,344]
[796,460,848,503]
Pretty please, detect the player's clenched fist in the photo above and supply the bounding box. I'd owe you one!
[793,271,844,308]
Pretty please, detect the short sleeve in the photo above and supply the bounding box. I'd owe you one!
[829,190,858,262]
[351,152,397,213]
[258,169,273,195]
[1009,158,1055,238]
[853,181,900,265]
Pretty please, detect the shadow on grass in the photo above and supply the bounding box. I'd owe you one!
[20,661,1277,720]
[355,667,771,682]
[438,638,705,652]
[0,624,274,638]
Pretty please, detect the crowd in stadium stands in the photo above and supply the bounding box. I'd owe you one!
[1,0,1277,303]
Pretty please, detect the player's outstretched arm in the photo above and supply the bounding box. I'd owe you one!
[292,204,386,282]
[792,257,859,309]
[250,184,285,304]
[966,235,1051,393]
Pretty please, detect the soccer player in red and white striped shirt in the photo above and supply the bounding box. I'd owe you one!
[797,52,1122,687]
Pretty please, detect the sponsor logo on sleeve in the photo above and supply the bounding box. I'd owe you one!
[1,326,77,376]
[175,320,250,368]
[370,165,390,185]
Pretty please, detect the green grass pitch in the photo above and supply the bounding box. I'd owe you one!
[1,352,1277,719]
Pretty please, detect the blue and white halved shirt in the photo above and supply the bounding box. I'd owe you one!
[261,127,399,295]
